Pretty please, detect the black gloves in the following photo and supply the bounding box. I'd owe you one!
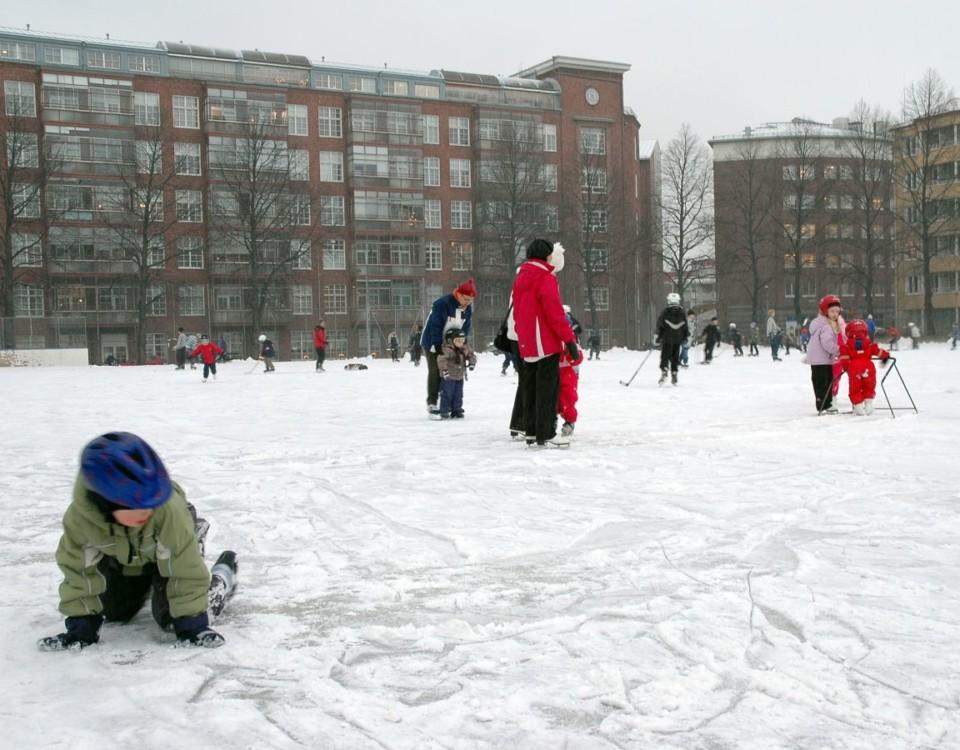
[468,364,475,371]
[566,342,579,361]
[38,614,104,652]
[173,612,225,649]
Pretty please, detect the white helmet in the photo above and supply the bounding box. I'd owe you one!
[666,292,681,306]
[562,304,571,314]
[729,322,736,328]
[258,334,266,342]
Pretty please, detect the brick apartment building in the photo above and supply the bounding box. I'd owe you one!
[710,119,895,331]
[0,29,661,363]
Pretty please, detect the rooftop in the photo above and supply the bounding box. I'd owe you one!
[710,117,890,143]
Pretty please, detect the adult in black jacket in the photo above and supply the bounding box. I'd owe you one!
[655,293,690,384]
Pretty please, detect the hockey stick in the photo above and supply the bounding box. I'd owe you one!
[620,349,654,386]
[244,357,262,375]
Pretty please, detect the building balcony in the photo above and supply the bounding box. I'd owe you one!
[354,264,424,277]
[50,260,136,275]
[212,309,252,325]
[92,311,137,325]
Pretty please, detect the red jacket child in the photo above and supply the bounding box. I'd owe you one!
[189,339,224,365]
[838,319,889,415]
[557,344,584,435]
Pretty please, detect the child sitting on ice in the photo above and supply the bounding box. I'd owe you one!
[38,432,237,651]
[436,327,476,419]
[837,319,890,415]
[557,340,584,436]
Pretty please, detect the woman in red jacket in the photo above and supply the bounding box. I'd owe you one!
[313,321,327,372]
[512,238,578,447]
[189,335,224,382]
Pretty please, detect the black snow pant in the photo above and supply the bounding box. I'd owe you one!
[315,346,326,370]
[426,350,441,406]
[749,343,759,356]
[811,364,835,412]
[203,362,217,379]
[659,341,682,372]
[521,353,560,444]
[704,342,716,362]
[176,348,186,369]
[509,341,528,434]
[98,556,172,630]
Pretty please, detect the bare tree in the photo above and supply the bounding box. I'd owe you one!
[208,117,321,352]
[772,120,825,320]
[475,118,549,306]
[717,138,778,323]
[840,101,895,318]
[895,69,956,335]
[0,94,48,339]
[657,123,713,305]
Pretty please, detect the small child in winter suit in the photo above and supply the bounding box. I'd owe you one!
[837,319,890,415]
[189,334,224,381]
[557,343,584,436]
[437,327,476,419]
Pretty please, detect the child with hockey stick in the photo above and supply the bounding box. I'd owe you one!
[557,340,584,436]
[189,334,224,382]
[436,327,476,419]
[258,333,276,372]
[837,318,890,415]
[39,432,237,651]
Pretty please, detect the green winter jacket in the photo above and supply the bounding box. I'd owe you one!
[55,474,210,619]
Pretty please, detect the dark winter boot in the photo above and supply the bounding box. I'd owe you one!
[671,371,678,386]
[658,368,668,385]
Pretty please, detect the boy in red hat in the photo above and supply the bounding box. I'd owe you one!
[838,319,890,415]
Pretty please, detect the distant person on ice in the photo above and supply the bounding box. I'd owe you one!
[173,327,187,370]
[313,321,327,372]
[748,321,760,356]
[655,292,689,385]
[388,331,401,362]
[837,318,890,416]
[807,295,843,414]
[38,432,237,651]
[728,323,744,356]
[587,330,601,360]
[259,333,276,372]
[409,324,423,367]
[437,327,476,419]
[680,309,697,367]
[700,316,722,364]
[421,278,475,417]
[189,334,224,382]
[766,309,782,361]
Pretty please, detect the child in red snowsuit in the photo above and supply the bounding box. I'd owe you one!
[189,335,224,382]
[557,345,583,437]
[837,319,889,416]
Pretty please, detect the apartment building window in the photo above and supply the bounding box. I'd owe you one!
[0,42,36,63]
[425,241,442,271]
[544,163,558,192]
[382,80,408,96]
[544,123,557,152]
[319,151,344,182]
[324,284,347,314]
[322,239,346,269]
[86,50,121,70]
[8,133,39,168]
[4,81,36,117]
[13,183,40,218]
[824,164,838,180]
[347,76,377,93]
[176,190,203,222]
[423,115,439,145]
[584,286,609,311]
[288,103,308,136]
[288,150,310,181]
[44,46,80,66]
[146,286,166,316]
[291,240,312,269]
[906,273,922,295]
[425,199,441,229]
[451,242,473,270]
[15,284,44,317]
[423,156,440,186]
[319,107,342,137]
[129,54,161,74]
[580,127,606,155]
[292,285,313,315]
[177,236,204,268]
[801,278,818,298]
[545,204,559,232]
[173,95,199,129]
[178,285,205,316]
[450,159,472,188]
[291,194,311,225]
[134,92,160,126]
[174,142,201,175]
[320,195,345,226]
[316,73,342,91]
[839,165,853,180]
[585,209,608,233]
[585,247,608,272]
[415,84,440,99]
[449,117,470,146]
[146,238,165,268]
[450,200,472,229]
[11,234,42,267]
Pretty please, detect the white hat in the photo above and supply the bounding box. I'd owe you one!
[666,292,681,305]
[258,334,266,342]
[562,304,571,314]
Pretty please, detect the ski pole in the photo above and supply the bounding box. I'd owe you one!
[620,349,654,386]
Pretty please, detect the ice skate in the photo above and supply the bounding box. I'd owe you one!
[561,421,575,437]
[207,551,238,618]
[671,371,678,386]
[864,399,875,415]
[853,402,866,416]
[824,404,839,414]
[658,368,668,385]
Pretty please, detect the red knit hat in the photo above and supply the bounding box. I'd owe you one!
[455,278,477,298]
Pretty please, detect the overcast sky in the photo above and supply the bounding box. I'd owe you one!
[8,0,960,148]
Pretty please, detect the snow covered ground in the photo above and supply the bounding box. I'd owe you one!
[1,343,958,749]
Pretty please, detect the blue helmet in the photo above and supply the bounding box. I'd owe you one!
[81,432,172,509]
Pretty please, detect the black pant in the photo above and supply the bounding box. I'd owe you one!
[426,350,441,406]
[659,341,681,372]
[509,342,527,433]
[749,343,759,355]
[811,364,834,411]
[176,348,186,369]
[704,342,716,362]
[98,557,171,629]
[521,354,560,443]
[315,347,326,369]
[203,362,216,379]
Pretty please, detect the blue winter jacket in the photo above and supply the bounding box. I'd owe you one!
[421,294,472,352]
